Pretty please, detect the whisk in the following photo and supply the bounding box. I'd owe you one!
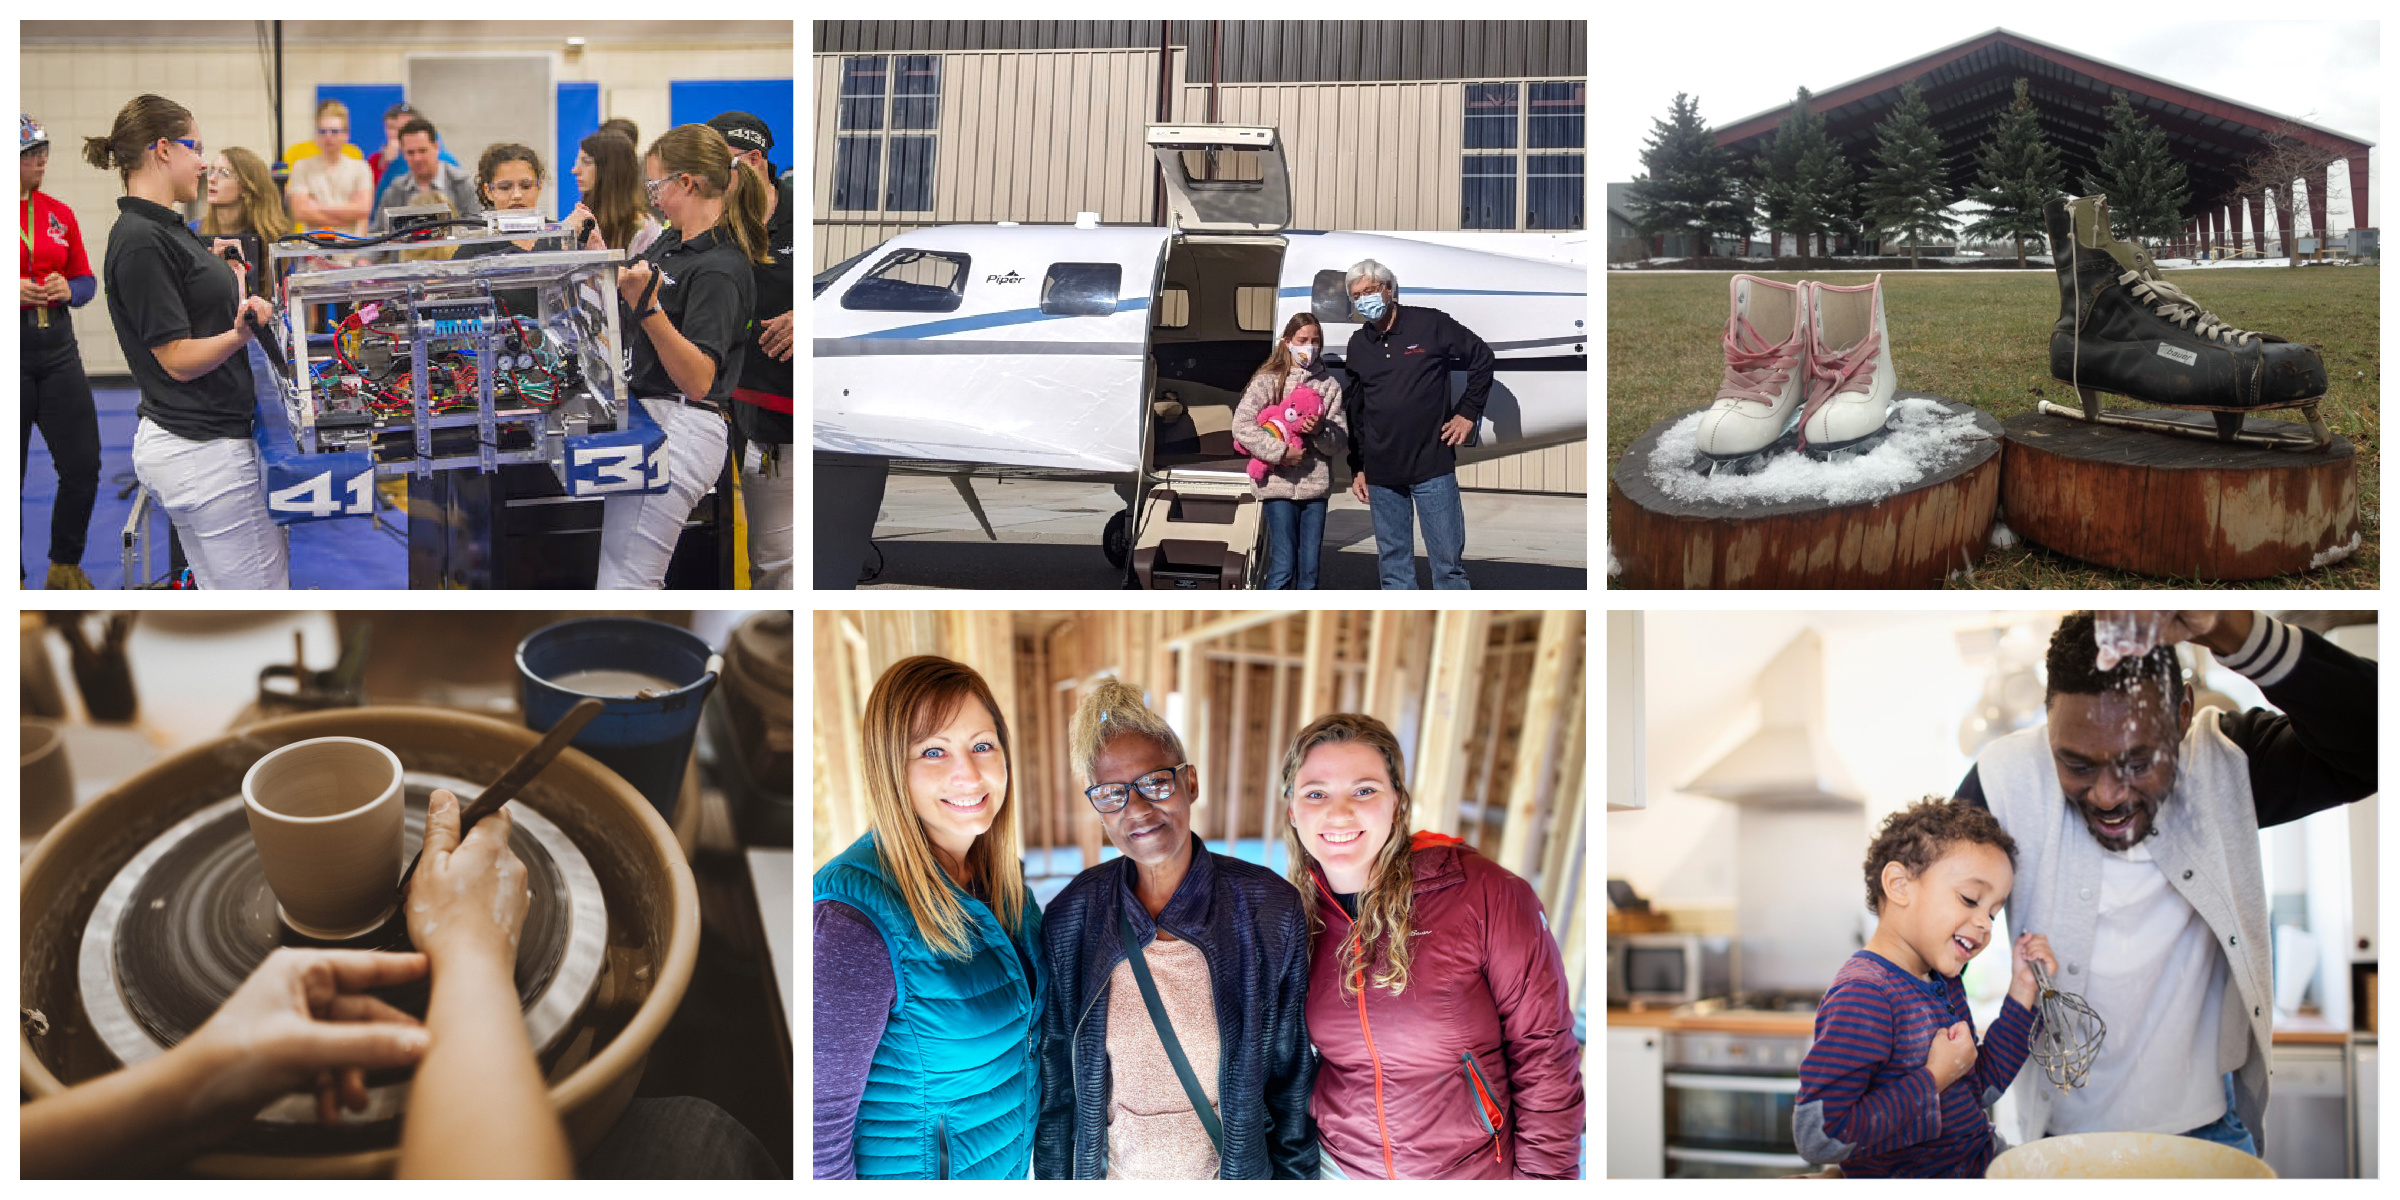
[2028,959,2105,1090]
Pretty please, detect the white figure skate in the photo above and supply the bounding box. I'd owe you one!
[1799,275,1896,458]
[1693,274,1807,473]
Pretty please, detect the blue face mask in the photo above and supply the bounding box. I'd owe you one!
[1354,291,1389,323]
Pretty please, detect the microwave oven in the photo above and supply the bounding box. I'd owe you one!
[1609,934,1733,1006]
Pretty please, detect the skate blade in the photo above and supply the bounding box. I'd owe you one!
[2038,395,2332,451]
[1802,426,1894,463]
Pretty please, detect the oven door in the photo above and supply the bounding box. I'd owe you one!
[1663,1072,1807,1178]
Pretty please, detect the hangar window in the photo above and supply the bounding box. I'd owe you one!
[1310,269,1353,324]
[1460,79,1584,230]
[840,248,970,313]
[1154,285,1190,329]
[1463,154,1517,230]
[835,54,943,215]
[1235,286,1277,332]
[1041,263,1123,316]
[1528,155,1584,231]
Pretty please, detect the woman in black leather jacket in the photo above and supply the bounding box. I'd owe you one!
[1034,679,1318,1179]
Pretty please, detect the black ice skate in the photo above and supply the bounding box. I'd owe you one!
[2041,194,2330,451]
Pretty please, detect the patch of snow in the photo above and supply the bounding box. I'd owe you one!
[1606,540,1621,577]
[1644,396,1990,509]
[2308,531,2362,570]
[1989,519,2019,550]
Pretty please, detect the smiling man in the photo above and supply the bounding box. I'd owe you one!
[1955,610,2377,1160]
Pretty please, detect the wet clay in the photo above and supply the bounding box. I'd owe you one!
[545,668,681,697]
[241,737,405,938]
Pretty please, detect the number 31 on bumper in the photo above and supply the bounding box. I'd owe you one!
[570,441,668,495]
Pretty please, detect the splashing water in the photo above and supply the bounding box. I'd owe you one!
[2093,612,2167,672]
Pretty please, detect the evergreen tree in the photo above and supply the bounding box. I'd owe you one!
[1962,78,2067,266]
[1864,81,1954,267]
[1751,87,1860,259]
[1626,93,1746,255]
[2085,92,2191,247]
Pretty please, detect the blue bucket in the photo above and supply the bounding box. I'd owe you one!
[516,618,718,821]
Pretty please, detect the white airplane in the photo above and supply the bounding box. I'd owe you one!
[814,124,1588,588]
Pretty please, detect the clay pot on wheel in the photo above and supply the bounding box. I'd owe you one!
[18,706,699,1177]
[240,737,406,939]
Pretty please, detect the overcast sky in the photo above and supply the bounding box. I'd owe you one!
[1600,19,2381,226]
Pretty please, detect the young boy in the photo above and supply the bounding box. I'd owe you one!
[1795,798,2059,1177]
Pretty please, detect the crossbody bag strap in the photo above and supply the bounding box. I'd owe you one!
[1118,912,1224,1155]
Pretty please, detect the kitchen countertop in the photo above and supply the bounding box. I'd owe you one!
[1609,1006,2357,1044]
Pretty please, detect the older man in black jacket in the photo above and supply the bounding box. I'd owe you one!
[1341,257,1495,590]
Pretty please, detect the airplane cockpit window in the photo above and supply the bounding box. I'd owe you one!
[1040,263,1123,317]
[1154,285,1191,329]
[1310,270,1357,325]
[814,248,872,299]
[840,249,971,312]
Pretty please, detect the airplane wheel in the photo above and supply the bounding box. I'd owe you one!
[1102,510,1130,569]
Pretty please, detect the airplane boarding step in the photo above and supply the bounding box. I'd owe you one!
[1131,467,1262,589]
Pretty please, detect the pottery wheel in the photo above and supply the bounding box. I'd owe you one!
[79,773,607,1124]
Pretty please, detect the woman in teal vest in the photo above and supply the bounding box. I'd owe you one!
[814,655,1045,1178]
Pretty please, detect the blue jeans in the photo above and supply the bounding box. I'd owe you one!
[2179,1072,2259,1157]
[1259,496,1326,589]
[1366,472,1469,590]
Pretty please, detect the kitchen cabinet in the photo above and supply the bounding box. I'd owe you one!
[2264,1044,2349,1178]
[2355,1041,2377,1179]
[1608,1025,1664,1178]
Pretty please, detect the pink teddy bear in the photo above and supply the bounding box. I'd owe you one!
[1247,382,1326,484]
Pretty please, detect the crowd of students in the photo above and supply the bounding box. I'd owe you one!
[19,91,794,590]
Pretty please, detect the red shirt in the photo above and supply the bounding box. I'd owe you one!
[21,189,91,306]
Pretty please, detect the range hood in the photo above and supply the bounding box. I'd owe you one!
[1680,629,1862,809]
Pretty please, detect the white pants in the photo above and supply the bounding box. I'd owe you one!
[738,441,794,590]
[131,418,290,590]
[598,398,728,590]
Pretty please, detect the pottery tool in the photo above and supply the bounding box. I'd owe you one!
[395,697,604,902]
[2028,958,2106,1090]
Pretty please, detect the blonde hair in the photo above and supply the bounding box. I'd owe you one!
[1068,677,1186,787]
[315,98,349,126]
[645,123,772,265]
[1279,713,1419,997]
[200,146,291,255]
[860,655,1027,960]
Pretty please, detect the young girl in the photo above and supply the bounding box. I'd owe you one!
[198,147,289,301]
[446,143,548,317]
[566,131,661,258]
[1231,313,1347,589]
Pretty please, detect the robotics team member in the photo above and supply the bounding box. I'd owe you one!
[706,110,793,590]
[86,94,287,589]
[589,124,766,590]
[21,114,102,590]
[447,143,550,317]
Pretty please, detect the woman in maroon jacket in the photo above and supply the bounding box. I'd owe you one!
[1279,713,1584,1178]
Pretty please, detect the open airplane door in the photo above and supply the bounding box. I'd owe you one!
[1147,126,1290,233]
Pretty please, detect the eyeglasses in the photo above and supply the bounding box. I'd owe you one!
[317,126,346,137]
[486,180,540,195]
[643,176,671,203]
[163,137,202,157]
[1085,764,1188,813]
[205,165,233,180]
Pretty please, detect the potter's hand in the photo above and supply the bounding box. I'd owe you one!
[2009,932,2059,1009]
[405,788,531,970]
[180,948,431,1125]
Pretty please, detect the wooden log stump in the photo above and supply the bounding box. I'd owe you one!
[1999,409,2359,580]
[1608,394,2002,588]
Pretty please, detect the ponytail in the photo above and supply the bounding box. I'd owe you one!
[83,94,194,182]
[723,156,773,265]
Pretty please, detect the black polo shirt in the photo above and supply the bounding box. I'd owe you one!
[730,176,795,445]
[627,223,753,408]
[105,195,255,440]
[1340,303,1496,488]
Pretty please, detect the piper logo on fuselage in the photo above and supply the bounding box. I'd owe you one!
[987,270,1024,285]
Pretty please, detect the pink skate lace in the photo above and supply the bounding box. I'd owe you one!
[1715,316,1800,405]
[1798,326,1881,450]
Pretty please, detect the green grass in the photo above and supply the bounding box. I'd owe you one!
[1606,267,2380,589]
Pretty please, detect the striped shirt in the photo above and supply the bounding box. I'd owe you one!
[1794,950,2038,1177]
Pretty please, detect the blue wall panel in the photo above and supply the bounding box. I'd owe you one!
[556,81,602,216]
[669,79,796,174]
